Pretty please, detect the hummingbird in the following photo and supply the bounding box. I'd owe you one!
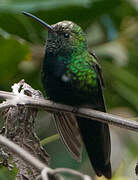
[23,12,112,179]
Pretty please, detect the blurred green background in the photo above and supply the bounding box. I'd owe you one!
[0,0,138,179]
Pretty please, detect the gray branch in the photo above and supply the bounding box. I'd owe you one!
[0,82,138,133]
[0,134,90,180]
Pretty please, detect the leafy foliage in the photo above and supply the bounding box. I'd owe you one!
[0,29,31,90]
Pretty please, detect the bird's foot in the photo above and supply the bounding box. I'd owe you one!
[72,107,78,113]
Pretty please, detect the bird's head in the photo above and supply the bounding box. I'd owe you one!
[22,12,87,56]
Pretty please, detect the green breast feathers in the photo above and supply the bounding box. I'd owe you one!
[58,51,98,92]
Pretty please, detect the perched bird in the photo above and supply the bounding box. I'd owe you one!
[23,12,112,179]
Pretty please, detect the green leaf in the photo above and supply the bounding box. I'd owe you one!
[0,166,17,180]
[0,28,31,90]
[0,0,91,12]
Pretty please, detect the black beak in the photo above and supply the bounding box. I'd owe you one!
[22,11,54,32]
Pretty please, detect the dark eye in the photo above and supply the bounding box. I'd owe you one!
[64,33,70,38]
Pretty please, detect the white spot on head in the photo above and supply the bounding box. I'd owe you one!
[57,21,73,27]
[52,21,74,31]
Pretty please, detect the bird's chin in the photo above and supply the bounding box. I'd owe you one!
[46,46,60,55]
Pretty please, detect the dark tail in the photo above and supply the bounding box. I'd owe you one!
[77,116,112,179]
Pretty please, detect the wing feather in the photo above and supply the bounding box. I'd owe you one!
[53,112,82,161]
